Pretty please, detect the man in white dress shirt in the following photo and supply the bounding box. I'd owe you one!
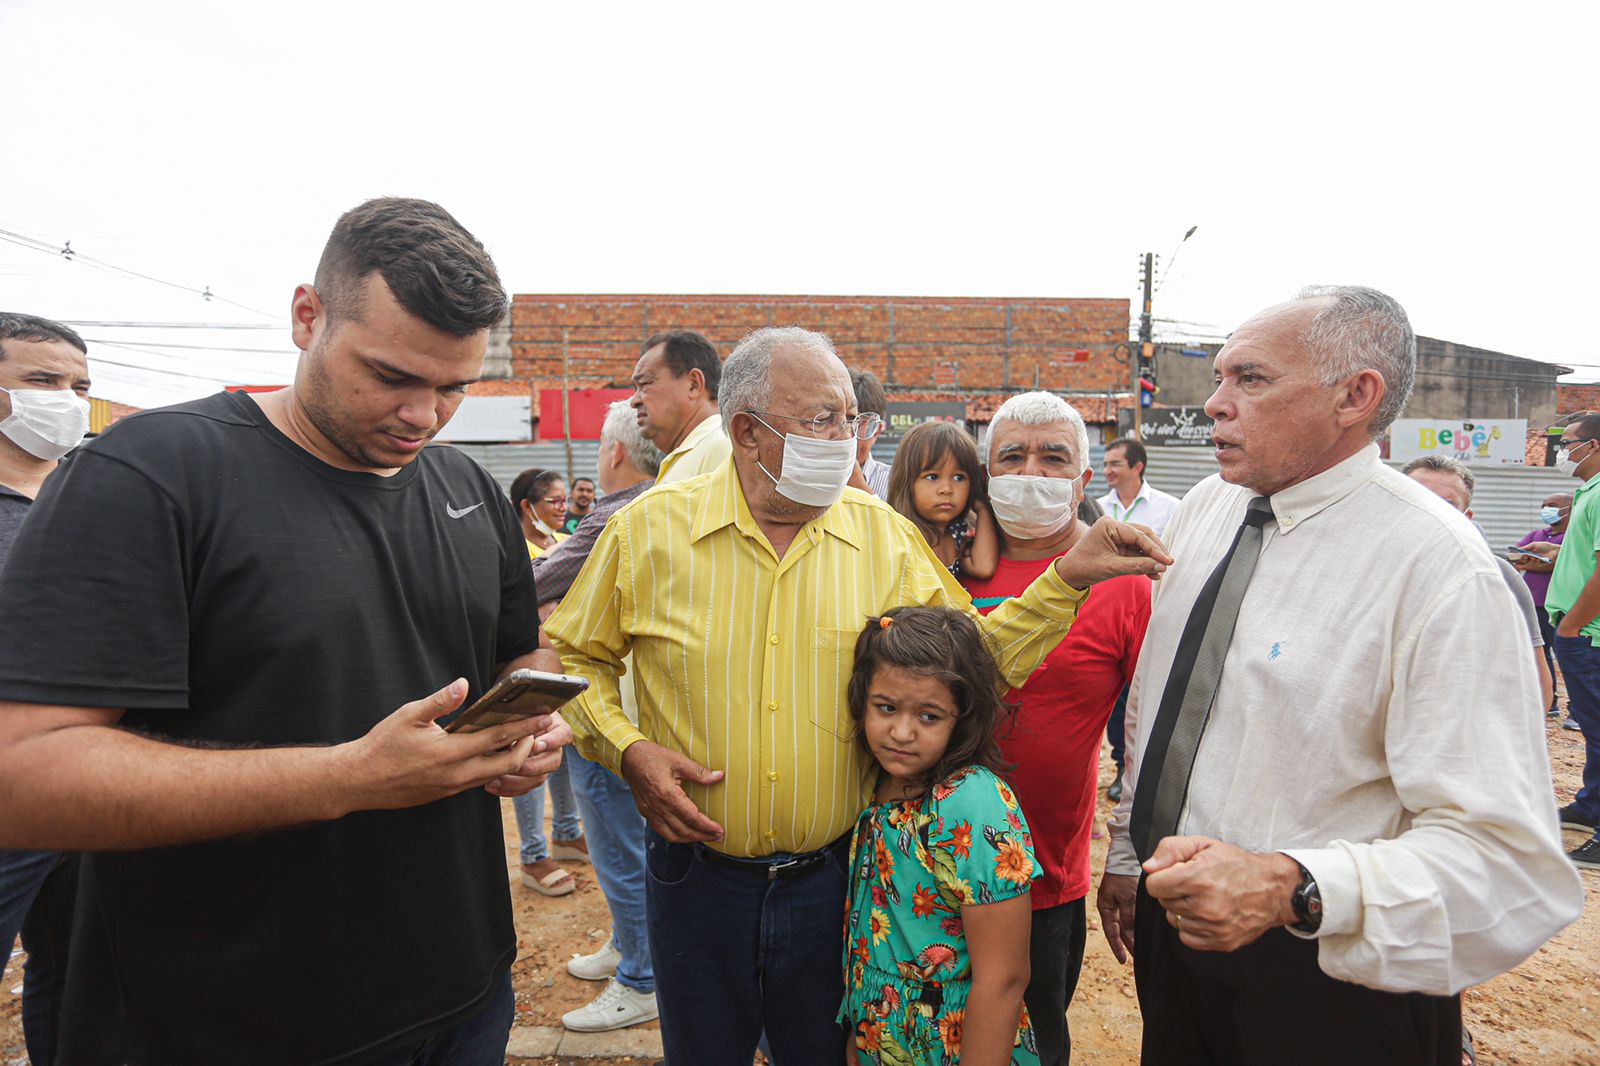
[1098,286,1582,1065]
[1097,437,1180,537]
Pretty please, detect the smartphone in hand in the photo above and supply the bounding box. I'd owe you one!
[443,670,589,734]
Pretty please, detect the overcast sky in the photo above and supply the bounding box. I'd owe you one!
[3,1,1596,409]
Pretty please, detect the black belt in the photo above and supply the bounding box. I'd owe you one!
[695,834,850,881]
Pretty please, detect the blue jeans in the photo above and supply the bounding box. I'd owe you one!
[512,754,582,863]
[1554,633,1600,838]
[564,749,654,992]
[1,848,72,1065]
[368,970,514,1066]
[645,829,848,1065]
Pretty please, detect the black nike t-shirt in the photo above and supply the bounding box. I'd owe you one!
[0,391,540,1065]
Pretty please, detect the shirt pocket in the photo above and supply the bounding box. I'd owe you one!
[808,625,860,742]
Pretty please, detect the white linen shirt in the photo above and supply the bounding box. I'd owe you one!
[1107,445,1582,995]
[1097,480,1180,537]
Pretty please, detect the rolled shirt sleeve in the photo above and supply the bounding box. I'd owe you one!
[544,520,645,775]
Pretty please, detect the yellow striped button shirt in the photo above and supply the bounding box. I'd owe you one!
[544,459,1090,857]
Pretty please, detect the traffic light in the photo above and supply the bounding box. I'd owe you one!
[1137,341,1158,390]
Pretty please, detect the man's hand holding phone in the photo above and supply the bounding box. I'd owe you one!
[485,712,572,797]
[338,677,574,812]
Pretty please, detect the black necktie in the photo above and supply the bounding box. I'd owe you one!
[1129,495,1274,863]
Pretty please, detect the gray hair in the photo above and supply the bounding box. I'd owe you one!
[1402,453,1475,500]
[719,326,838,433]
[1295,285,1416,438]
[985,391,1091,470]
[599,400,662,477]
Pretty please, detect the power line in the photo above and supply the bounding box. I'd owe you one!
[0,226,276,320]
[87,355,253,386]
[63,319,284,331]
[89,340,290,385]
[81,336,297,356]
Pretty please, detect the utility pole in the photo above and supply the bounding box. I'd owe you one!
[1134,252,1154,440]
[561,328,573,482]
[1131,227,1195,442]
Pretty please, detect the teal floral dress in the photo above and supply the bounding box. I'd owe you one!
[840,765,1041,1065]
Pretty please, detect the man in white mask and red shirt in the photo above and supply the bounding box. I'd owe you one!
[963,392,1152,1066]
[0,312,93,1065]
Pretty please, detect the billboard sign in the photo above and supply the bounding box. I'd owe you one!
[537,388,634,441]
[1115,406,1214,447]
[1389,418,1526,465]
[883,401,968,441]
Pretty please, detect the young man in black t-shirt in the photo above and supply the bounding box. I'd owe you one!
[0,199,572,1066]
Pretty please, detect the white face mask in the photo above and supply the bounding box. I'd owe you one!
[0,387,91,461]
[1557,440,1593,477]
[751,415,857,508]
[988,474,1079,540]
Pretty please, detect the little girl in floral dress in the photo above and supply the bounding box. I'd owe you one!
[841,606,1039,1066]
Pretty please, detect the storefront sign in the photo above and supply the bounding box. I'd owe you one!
[1116,406,1213,447]
[1389,418,1526,465]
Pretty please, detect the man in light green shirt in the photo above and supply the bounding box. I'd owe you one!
[1542,412,1600,867]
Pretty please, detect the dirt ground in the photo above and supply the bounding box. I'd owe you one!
[4,718,1596,1066]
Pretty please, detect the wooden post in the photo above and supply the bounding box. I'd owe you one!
[562,328,573,482]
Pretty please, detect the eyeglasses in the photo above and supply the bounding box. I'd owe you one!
[745,410,884,440]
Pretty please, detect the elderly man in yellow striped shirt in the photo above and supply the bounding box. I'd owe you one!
[546,326,1170,1064]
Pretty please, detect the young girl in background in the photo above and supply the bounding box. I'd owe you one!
[841,607,1038,1066]
[886,422,999,581]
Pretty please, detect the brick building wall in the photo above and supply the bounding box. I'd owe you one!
[506,294,1133,422]
[1558,383,1600,415]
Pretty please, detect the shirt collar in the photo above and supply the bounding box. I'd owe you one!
[0,481,28,502]
[689,458,862,551]
[1575,469,1600,498]
[669,414,723,459]
[1268,443,1382,534]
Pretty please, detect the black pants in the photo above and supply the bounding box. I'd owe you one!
[1538,607,1560,712]
[1023,897,1087,1066]
[1133,877,1459,1065]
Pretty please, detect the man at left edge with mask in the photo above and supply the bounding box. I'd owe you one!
[0,312,93,1066]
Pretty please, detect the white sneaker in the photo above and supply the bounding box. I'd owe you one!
[566,939,622,981]
[560,977,658,1032]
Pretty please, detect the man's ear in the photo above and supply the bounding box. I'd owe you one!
[728,411,763,461]
[291,283,323,353]
[1335,368,1386,430]
[686,367,706,399]
[610,440,626,472]
[1080,467,1094,492]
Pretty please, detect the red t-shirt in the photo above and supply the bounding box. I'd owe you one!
[964,560,1150,908]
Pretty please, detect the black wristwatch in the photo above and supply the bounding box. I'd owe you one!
[1289,860,1323,934]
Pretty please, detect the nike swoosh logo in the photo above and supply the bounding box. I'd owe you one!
[446,502,485,519]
